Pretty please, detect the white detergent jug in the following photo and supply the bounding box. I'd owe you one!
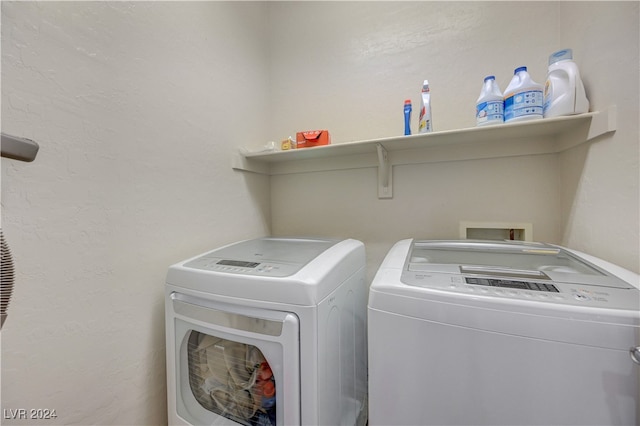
[476,75,504,126]
[504,66,543,122]
[543,49,589,118]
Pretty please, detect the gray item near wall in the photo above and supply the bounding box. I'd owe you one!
[1,230,15,329]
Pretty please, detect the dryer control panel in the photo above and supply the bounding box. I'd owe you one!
[183,237,338,277]
[180,237,339,278]
[183,256,299,277]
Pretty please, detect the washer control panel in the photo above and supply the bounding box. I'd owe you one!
[397,240,639,311]
[401,271,639,310]
[465,277,559,292]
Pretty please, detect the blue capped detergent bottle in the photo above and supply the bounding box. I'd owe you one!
[504,66,543,122]
[476,75,504,126]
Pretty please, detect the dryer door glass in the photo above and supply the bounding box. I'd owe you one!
[187,331,277,426]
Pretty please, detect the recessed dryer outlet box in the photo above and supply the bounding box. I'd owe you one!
[460,221,533,242]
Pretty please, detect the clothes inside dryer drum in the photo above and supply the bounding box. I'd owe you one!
[187,331,276,426]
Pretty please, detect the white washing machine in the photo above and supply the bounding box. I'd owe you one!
[368,239,640,426]
[165,237,368,426]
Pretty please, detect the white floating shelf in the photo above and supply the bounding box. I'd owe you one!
[233,106,616,198]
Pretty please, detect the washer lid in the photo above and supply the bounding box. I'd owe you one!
[404,240,633,289]
[371,240,640,335]
[183,237,339,277]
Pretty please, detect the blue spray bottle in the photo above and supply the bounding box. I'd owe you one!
[403,99,412,135]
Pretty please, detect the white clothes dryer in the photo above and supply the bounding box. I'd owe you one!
[165,237,368,426]
[368,239,640,426]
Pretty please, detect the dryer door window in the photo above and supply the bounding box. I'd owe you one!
[187,331,276,426]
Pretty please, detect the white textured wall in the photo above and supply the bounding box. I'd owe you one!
[1,2,270,424]
[557,2,639,272]
[267,1,553,141]
[268,1,639,275]
[1,2,638,425]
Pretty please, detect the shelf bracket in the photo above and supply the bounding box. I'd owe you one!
[376,143,392,199]
[587,105,616,141]
[232,152,270,175]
